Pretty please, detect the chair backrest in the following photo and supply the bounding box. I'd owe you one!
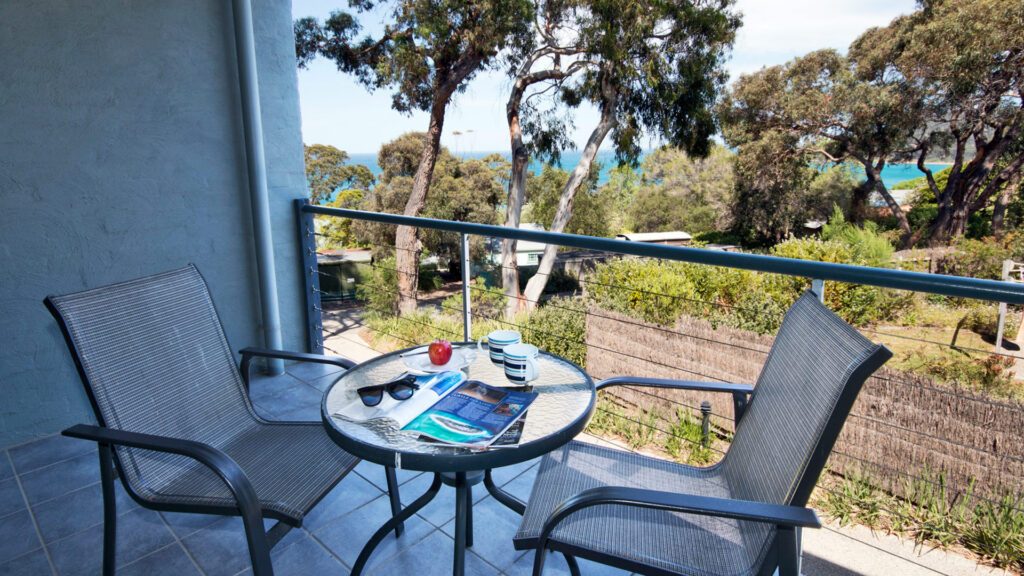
[46,265,258,489]
[720,291,891,507]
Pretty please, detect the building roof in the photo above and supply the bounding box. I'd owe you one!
[615,231,692,242]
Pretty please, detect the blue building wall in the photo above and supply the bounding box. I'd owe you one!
[0,0,310,446]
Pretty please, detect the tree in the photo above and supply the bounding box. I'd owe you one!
[503,0,740,315]
[303,144,375,205]
[627,145,735,235]
[850,0,1024,245]
[355,133,507,266]
[296,0,531,313]
[719,49,918,239]
[731,134,815,244]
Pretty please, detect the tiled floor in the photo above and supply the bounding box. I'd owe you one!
[0,363,629,576]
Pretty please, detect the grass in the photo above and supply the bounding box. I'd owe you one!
[816,470,1024,571]
[586,395,720,466]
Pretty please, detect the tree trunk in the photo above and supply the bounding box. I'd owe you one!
[849,179,872,224]
[501,85,530,320]
[521,102,616,312]
[861,161,912,247]
[395,100,447,314]
[992,185,1012,236]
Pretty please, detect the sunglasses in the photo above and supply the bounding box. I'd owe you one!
[356,373,420,407]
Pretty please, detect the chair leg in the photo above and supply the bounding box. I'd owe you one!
[241,505,274,576]
[98,445,117,576]
[564,553,581,576]
[777,526,801,576]
[531,549,547,576]
[385,466,405,537]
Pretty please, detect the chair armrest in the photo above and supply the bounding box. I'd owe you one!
[596,376,754,422]
[239,347,355,390]
[596,376,753,395]
[535,486,819,553]
[62,424,262,520]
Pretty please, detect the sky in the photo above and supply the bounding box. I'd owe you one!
[293,0,917,155]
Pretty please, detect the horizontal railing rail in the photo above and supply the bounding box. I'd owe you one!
[301,204,1024,305]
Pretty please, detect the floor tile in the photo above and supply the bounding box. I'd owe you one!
[270,405,321,422]
[307,370,345,393]
[180,516,253,576]
[0,477,25,518]
[236,533,344,576]
[284,361,346,383]
[313,494,436,570]
[0,549,53,576]
[488,458,540,487]
[48,507,175,576]
[353,460,423,491]
[8,435,94,476]
[507,551,633,576]
[500,465,540,503]
[0,510,42,564]
[399,473,459,528]
[18,451,99,505]
[441,496,524,571]
[301,472,383,531]
[0,453,13,482]
[118,544,200,576]
[32,481,138,543]
[248,376,323,420]
[368,530,499,576]
[160,510,222,539]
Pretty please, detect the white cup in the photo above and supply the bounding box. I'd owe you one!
[503,343,540,383]
[484,330,521,366]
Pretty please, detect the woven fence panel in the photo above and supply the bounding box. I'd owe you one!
[585,305,1024,504]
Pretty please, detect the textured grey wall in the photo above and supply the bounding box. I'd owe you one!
[0,0,309,446]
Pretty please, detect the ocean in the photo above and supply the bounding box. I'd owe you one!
[345,151,946,187]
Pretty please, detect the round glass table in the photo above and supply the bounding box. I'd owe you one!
[321,343,595,576]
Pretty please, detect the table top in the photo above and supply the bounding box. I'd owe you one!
[321,344,595,472]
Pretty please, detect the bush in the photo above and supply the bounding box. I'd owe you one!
[442,278,506,321]
[963,307,1021,341]
[906,349,1016,397]
[586,259,696,326]
[520,296,586,366]
[357,256,399,315]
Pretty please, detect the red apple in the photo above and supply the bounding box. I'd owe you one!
[428,339,453,365]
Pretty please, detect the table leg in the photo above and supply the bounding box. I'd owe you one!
[385,465,405,537]
[484,469,525,515]
[352,473,442,576]
[453,472,469,576]
[465,484,473,548]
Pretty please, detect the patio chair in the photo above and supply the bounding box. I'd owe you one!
[45,264,402,576]
[514,291,892,576]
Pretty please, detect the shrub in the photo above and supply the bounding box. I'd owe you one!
[442,278,506,321]
[906,349,1016,397]
[586,259,696,326]
[357,256,399,315]
[520,296,586,366]
[963,307,1020,341]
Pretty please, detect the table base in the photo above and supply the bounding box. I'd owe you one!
[351,469,581,576]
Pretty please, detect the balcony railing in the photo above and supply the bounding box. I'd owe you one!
[295,199,1024,570]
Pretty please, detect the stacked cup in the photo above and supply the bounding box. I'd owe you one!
[486,330,521,366]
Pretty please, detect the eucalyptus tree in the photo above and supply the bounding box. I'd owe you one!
[853,0,1024,245]
[296,0,531,313]
[719,49,918,238]
[304,144,374,205]
[501,0,740,315]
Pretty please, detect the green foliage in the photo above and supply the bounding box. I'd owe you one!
[586,259,697,326]
[524,164,611,237]
[357,257,399,316]
[905,349,1016,398]
[354,133,508,261]
[821,205,894,267]
[519,296,586,366]
[587,398,715,465]
[303,144,375,205]
[817,470,1023,571]
[627,145,735,235]
[442,278,507,322]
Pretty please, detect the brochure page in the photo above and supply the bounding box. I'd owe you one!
[402,380,537,447]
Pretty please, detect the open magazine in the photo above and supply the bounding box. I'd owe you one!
[335,372,537,448]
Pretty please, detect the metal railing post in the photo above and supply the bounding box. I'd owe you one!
[460,233,472,342]
[296,199,324,354]
[811,279,825,303]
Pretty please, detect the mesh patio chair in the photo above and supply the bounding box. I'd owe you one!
[46,265,403,576]
[514,291,892,576]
